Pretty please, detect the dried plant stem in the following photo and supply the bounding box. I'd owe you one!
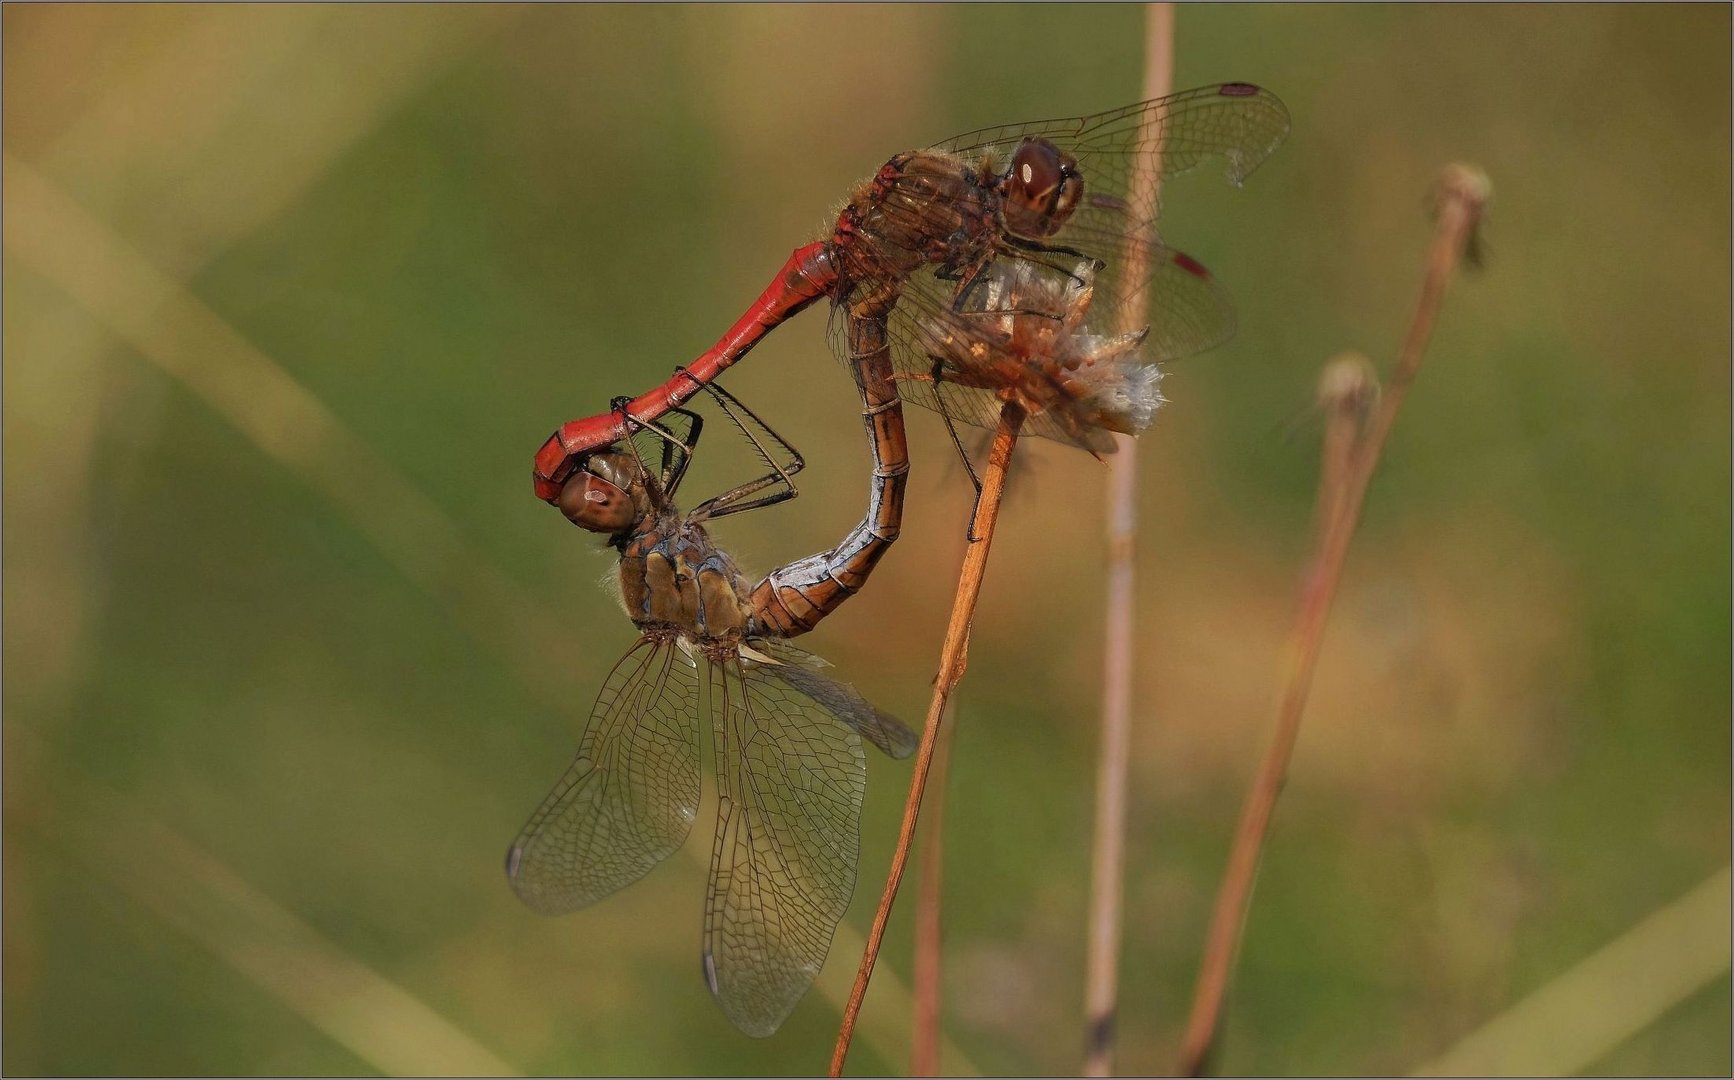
[1315,353,1378,536]
[831,402,1027,1077]
[909,697,956,1077]
[1177,166,1490,1077]
[1083,5,1173,1076]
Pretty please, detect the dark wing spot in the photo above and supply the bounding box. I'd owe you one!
[1220,82,1261,97]
[1172,251,1212,279]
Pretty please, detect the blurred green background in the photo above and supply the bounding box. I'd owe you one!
[5,4,1729,1075]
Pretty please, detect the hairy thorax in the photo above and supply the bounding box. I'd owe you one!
[835,150,996,287]
[617,516,757,642]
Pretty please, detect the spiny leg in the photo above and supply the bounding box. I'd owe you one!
[948,248,1095,323]
[674,368,806,523]
[613,396,704,503]
[899,364,988,544]
[655,405,703,497]
[1005,234,1093,267]
[941,402,989,544]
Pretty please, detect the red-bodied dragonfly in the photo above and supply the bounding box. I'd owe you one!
[534,82,1288,499]
[507,385,917,1037]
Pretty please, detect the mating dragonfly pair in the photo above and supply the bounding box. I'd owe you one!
[507,83,1290,1037]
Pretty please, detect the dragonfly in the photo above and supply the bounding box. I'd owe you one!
[534,82,1289,501]
[507,384,917,1037]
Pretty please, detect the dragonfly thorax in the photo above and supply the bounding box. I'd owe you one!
[841,150,996,285]
[618,520,757,642]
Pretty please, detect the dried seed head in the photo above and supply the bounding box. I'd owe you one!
[1437,163,1493,210]
[1316,352,1380,419]
[918,257,1163,448]
[1435,164,1493,267]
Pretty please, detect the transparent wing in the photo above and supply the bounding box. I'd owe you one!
[945,84,1287,340]
[829,85,1287,451]
[700,647,875,1037]
[845,252,1199,453]
[937,82,1290,243]
[505,633,701,914]
[749,638,918,760]
[828,277,1104,452]
[936,84,1289,319]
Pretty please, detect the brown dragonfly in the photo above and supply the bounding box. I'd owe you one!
[534,83,1289,501]
[506,385,916,1038]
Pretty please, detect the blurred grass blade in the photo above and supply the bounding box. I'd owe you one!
[5,4,516,729]
[1413,866,1732,1076]
[3,151,577,698]
[31,748,520,1077]
[36,7,514,281]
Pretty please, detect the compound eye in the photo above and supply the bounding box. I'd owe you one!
[558,469,634,533]
[1010,140,1063,203]
[1003,139,1079,238]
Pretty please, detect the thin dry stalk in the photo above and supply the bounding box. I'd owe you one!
[1315,353,1380,534]
[831,402,1028,1077]
[1083,5,1173,1075]
[1176,166,1490,1077]
[909,698,956,1077]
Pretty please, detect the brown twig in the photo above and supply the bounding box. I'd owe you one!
[909,697,956,1077]
[831,402,1027,1077]
[1176,165,1490,1077]
[1314,353,1380,536]
[1083,5,1173,1076]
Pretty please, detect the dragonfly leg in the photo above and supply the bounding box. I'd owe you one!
[948,243,1098,318]
[950,305,1063,324]
[615,397,705,502]
[948,252,995,313]
[931,374,988,544]
[881,352,985,542]
[995,237,1103,290]
[641,404,704,498]
[1004,234,1092,265]
[676,369,807,523]
[657,406,704,497]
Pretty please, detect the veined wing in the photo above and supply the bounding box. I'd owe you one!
[748,638,918,760]
[936,82,1290,235]
[506,632,701,914]
[944,85,1286,348]
[699,643,896,1036]
[860,85,1286,271]
[877,247,1230,451]
[834,87,1286,451]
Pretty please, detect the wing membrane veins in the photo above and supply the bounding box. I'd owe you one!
[701,648,869,1037]
[507,635,702,914]
[828,86,1289,449]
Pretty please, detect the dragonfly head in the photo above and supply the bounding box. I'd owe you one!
[557,448,654,535]
[999,137,1082,240]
